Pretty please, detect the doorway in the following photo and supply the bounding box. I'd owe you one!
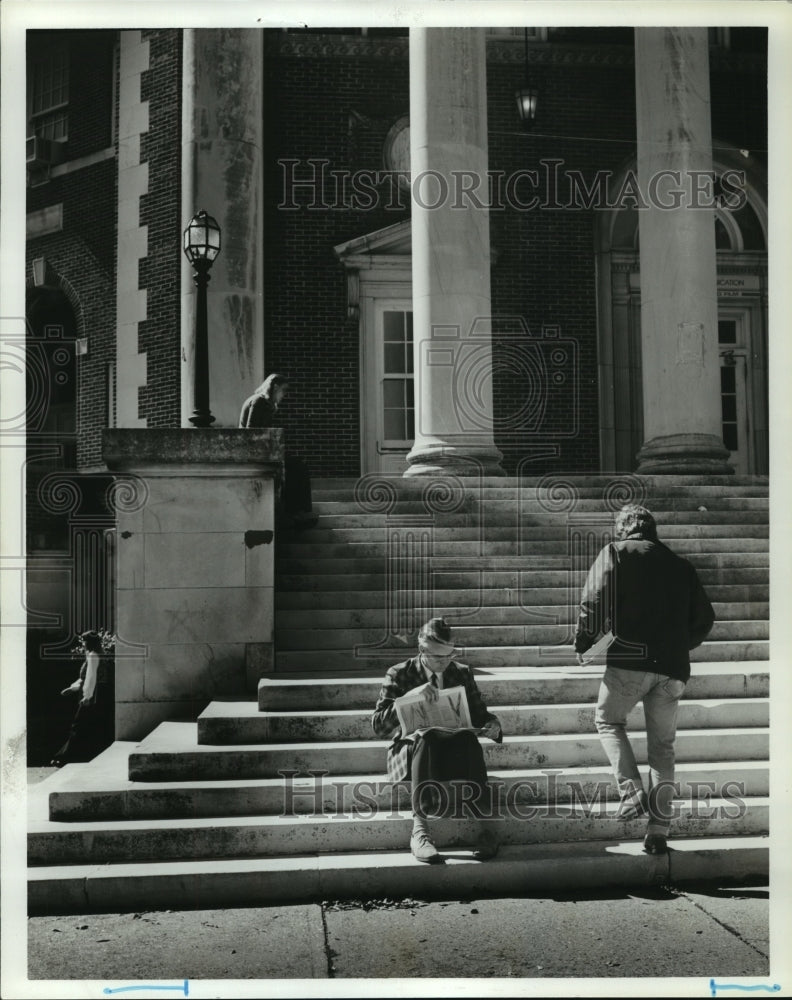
[362,295,414,475]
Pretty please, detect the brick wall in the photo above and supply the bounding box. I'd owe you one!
[263,38,411,477]
[66,31,116,160]
[487,55,639,475]
[27,30,119,471]
[27,28,184,468]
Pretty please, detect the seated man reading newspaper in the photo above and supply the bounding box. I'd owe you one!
[371,618,503,863]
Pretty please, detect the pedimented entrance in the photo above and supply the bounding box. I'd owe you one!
[334,220,414,474]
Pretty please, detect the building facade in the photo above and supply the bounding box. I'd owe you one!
[24,23,768,666]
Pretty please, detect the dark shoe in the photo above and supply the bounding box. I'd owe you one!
[473,828,500,861]
[410,832,440,863]
[49,759,64,768]
[643,833,669,855]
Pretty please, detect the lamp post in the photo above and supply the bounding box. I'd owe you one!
[515,28,538,128]
[183,209,221,427]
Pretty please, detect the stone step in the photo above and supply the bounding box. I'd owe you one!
[274,639,770,671]
[275,566,769,592]
[127,722,769,781]
[316,473,767,485]
[274,583,770,610]
[310,497,768,514]
[284,523,770,544]
[273,620,768,652]
[44,758,769,822]
[27,796,770,866]
[304,510,769,529]
[258,663,770,711]
[197,697,768,745]
[275,541,770,583]
[311,483,770,501]
[274,602,769,630]
[27,836,770,915]
[277,536,770,558]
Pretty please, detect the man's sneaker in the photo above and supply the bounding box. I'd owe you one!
[473,828,499,861]
[410,831,440,863]
[643,833,669,855]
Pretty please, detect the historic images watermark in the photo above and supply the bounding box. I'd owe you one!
[278,158,748,213]
[277,768,748,822]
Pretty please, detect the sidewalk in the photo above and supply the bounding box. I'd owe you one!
[23,882,770,991]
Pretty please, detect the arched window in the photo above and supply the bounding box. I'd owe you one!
[608,179,767,254]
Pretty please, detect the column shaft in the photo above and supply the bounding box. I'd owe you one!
[406,27,504,477]
[634,27,732,474]
[181,29,265,428]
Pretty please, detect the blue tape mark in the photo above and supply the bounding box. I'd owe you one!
[709,981,781,997]
[103,982,189,996]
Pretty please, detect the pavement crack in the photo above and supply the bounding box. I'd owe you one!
[319,902,336,978]
[678,890,769,959]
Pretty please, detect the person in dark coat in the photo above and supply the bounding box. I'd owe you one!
[574,504,715,854]
[51,630,113,766]
[239,373,316,528]
[372,618,503,863]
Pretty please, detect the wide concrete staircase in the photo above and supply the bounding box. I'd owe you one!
[28,476,770,913]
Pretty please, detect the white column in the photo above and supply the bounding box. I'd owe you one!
[405,27,504,477]
[634,28,732,474]
[181,29,265,428]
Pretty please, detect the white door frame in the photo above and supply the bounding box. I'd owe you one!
[717,304,756,476]
[597,256,767,474]
[359,278,413,474]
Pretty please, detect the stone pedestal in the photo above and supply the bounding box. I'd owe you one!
[634,28,732,474]
[103,429,282,740]
[405,28,504,478]
[181,29,265,429]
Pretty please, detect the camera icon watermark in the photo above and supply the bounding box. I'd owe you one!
[418,315,579,441]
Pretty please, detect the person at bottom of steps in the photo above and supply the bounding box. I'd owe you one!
[51,630,113,766]
[372,617,503,863]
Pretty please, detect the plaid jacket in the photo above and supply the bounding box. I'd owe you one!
[371,657,502,783]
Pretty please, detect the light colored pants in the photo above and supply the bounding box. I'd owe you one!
[595,666,687,836]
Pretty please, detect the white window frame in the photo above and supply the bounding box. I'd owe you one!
[28,37,70,142]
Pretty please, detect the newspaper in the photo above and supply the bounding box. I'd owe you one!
[580,630,615,664]
[394,683,477,736]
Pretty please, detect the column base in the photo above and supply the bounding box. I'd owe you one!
[636,433,734,475]
[403,443,506,478]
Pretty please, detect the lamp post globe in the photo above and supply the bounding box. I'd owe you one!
[183,210,221,427]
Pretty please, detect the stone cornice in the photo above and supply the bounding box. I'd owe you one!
[611,258,767,275]
[103,428,285,470]
[268,32,765,74]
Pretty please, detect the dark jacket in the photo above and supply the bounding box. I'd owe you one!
[372,657,502,782]
[573,535,715,682]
